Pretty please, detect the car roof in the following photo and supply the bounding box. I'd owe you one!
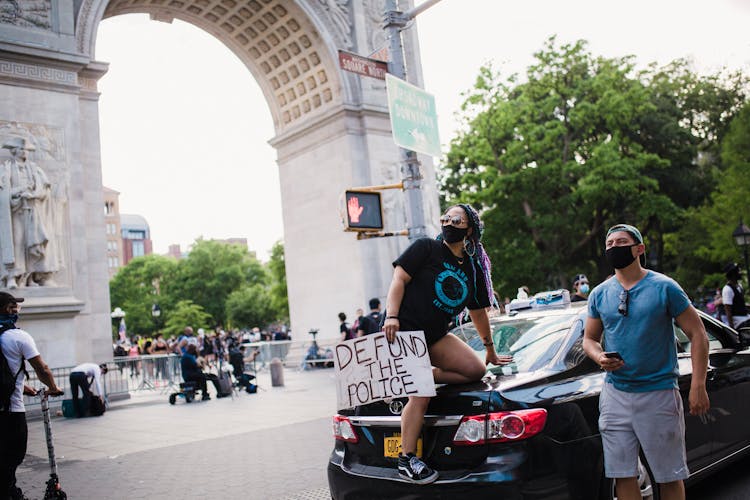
[491,302,588,322]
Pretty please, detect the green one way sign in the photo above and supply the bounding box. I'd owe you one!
[385,74,441,157]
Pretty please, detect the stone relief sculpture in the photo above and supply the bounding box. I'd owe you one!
[318,0,353,49]
[0,0,52,30]
[0,136,59,288]
[365,0,387,53]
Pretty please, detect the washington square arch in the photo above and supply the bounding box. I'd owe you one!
[0,0,441,366]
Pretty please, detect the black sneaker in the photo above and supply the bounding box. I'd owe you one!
[398,453,438,484]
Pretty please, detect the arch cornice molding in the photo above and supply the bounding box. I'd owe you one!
[75,0,359,134]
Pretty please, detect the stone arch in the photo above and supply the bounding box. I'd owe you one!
[0,0,440,365]
[77,0,354,133]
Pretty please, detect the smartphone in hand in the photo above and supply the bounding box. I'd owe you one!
[603,351,623,361]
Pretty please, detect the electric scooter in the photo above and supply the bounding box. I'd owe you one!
[38,390,67,499]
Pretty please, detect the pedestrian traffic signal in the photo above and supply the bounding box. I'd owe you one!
[344,190,383,231]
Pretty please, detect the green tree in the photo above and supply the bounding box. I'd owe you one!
[169,239,267,326]
[441,37,747,296]
[109,254,178,336]
[226,284,276,329]
[162,300,212,337]
[668,102,750,290]
[267,240,289,321]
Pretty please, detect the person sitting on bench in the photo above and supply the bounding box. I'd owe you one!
[180,344,221,400]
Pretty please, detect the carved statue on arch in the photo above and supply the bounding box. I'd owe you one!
[0,136,59,288]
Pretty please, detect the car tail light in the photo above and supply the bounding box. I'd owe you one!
[332,415,359,443]
[453,409,547,445]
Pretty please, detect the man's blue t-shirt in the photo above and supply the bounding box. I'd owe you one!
[588,271,691,392]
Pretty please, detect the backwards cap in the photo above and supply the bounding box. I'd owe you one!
[606,224,643,244]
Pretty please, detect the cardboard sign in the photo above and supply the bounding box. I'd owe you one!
[334,331,435,410]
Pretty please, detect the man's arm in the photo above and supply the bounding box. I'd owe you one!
[675,305,710,415]
[27,355,64,395]
[582,317,624,371]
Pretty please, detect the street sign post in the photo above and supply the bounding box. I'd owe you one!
[338,50,388,80]
[385,73,441,158]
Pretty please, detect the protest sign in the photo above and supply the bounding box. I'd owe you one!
[334,331,435,411]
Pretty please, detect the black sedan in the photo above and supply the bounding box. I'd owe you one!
[327,302,750,499]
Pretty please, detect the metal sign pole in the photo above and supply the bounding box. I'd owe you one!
[383,0,441,241]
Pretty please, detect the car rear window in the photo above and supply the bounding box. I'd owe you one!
[452,313,578,373]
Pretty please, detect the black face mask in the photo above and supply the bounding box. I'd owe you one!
[605,244,638,269]
[0,313,18,328]
[441,225,468,243]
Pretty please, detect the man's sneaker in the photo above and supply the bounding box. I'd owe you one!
[398,453,438,484]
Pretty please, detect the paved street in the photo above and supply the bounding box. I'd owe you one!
[16,368,338,500]
[15,365,750,499]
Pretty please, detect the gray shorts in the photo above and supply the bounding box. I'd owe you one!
[598,383,688,483]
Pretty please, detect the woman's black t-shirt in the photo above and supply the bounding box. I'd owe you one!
[393,238,489,345]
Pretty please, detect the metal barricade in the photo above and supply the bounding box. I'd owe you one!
[242,339,339,371]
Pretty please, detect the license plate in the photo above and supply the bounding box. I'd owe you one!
[384,434,422,458]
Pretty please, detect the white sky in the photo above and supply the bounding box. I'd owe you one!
[95,0,750,260]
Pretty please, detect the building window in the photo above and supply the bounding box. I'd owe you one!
[125,230,146,240]
[132,241,145,258]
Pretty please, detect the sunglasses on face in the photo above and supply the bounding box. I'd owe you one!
[618,290,629,316]
[440,214,466,226]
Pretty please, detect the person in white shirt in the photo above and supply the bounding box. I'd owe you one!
[69,362,108,418]
[0,291,63,500]
[721,263,749,330]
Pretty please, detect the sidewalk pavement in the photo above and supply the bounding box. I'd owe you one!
[16,367,339,500]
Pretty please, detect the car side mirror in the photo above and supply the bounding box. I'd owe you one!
[738,327,750,348]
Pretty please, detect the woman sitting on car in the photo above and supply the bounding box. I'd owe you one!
[382,204,513,484]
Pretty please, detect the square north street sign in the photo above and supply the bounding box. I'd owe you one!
[385,74,441,157]
[338,50,387,80]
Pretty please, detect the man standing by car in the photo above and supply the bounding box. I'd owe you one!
[583,224,709,500]
[721,262,749,330]
[0,292,64,499]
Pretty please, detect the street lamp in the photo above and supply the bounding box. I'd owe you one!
[732,219,750,286]
[151,304,162,334]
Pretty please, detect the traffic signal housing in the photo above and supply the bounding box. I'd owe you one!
[344,190,383,231]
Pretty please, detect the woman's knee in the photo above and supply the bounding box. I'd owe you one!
[466,359,487,381]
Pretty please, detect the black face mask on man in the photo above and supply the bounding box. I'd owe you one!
[441,225,468,243]
[605,244,638,269]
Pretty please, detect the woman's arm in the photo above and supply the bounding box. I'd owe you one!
[383,266,412,343]
[468,309,512,366]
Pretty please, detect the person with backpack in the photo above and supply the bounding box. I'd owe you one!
[0,292,64,500]
[357,298,384,337]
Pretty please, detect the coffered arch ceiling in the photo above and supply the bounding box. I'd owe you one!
[89,0,350,133]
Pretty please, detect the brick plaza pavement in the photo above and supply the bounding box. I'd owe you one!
[15,368,338,500]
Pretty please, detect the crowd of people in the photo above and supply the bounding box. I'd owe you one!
[111,324,290,397]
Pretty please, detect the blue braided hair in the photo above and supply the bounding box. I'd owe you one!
[436,204,497,309]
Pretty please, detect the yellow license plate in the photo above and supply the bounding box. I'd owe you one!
[384,434,422,458]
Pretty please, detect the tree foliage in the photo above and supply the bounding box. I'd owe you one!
[226,284,275,329]
[168,239,267,327]
[441,37,747,297]
[108,255,177,337]
[267,240,289,321]
[668,102,750,290]
[162,300,212,337]
[109,240,288,337]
